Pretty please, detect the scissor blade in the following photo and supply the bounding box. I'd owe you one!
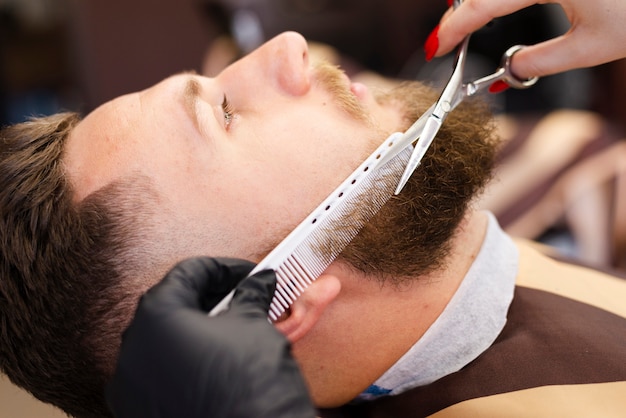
[377,103,435,168]
[394,115,442,195]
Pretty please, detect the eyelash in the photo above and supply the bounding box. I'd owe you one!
[221,95,234,128]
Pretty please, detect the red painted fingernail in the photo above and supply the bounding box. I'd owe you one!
[489,80,510,93]
[424,25,440,62]
[447,0,453,6]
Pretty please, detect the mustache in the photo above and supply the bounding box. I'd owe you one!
[312,61,370,123]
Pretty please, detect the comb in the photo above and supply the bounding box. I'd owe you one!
[209,131,415,321]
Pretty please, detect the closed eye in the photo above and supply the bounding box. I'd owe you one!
[221,95,234,128]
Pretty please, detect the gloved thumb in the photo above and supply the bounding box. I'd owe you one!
[228,269,277,318]
[143,257,256,314]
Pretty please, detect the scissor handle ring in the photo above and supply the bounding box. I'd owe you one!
[502,45,539,89]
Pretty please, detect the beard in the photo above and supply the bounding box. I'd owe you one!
[337,82,499,284]
[251,74,499,284]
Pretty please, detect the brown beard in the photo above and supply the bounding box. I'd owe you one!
[338,81,499,284]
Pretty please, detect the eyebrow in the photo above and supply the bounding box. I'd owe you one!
[182,77,202,132]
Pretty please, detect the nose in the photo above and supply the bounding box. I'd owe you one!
[267,32,310,95]
[240,32,311,96]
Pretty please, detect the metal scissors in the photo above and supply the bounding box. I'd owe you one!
[394,0,539,195]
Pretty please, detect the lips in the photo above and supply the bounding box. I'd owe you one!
[350,82,369,101]
[340,71,369,101]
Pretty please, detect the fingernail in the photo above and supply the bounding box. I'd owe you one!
[424,25,440,62]
[447,0,453,6]
[489,80,510,93]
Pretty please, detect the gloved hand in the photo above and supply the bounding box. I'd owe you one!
[106,257,316,418]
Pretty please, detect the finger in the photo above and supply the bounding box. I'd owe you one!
[202,257,257,309]
[510,32,592,78]
[229,269,277,317]
[146,257,256,313]
[436,0,540,56]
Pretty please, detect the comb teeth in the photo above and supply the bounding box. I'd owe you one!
[267,143,412,321]
[207,133,412,319]
[206,133,414,320]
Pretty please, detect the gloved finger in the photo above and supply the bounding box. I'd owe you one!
[144,257,256,314]
[229,269,277,317]
[201,257,257,310]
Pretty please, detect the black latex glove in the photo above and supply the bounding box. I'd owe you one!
[106,257,316,418]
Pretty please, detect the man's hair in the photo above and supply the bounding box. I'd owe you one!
[0,113,157,417]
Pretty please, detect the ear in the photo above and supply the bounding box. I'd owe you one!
[274,273,341,343]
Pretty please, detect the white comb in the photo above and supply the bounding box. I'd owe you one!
[209,131,414,321]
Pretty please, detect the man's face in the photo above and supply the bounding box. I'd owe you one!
[65,31,404,262]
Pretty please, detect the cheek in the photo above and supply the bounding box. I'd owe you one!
[184,159,302,251]
[247,121,371,190]
[221,131,329,209]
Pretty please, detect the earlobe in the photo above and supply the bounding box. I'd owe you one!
[274,274,341,343]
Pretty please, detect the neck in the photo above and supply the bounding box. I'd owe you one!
[297,210,488,407]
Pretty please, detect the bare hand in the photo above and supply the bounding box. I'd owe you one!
[433,0,626,78]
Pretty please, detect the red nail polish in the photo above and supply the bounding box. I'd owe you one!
[489,80,510,93]
[447,0,453,6]
[424,25,440,62]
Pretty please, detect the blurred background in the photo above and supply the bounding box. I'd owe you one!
[2,0,625,125]
[1,0,625,415]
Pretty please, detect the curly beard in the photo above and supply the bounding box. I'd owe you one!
[337,81,499,284]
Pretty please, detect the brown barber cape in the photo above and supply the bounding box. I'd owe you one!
[320,239,626,417]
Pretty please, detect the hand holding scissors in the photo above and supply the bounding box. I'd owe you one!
[432,0,626,79]
[394,0,538,194]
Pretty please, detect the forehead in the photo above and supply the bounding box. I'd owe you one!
[64,93,144,202]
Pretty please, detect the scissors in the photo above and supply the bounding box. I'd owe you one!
[394,0,539,195]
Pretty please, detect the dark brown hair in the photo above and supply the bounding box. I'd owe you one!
[0,113,155,417]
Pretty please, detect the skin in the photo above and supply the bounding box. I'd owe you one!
[64,31,490,407]
[434,0,626,78]
[279,210,487,405]
[65,32,401,263]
